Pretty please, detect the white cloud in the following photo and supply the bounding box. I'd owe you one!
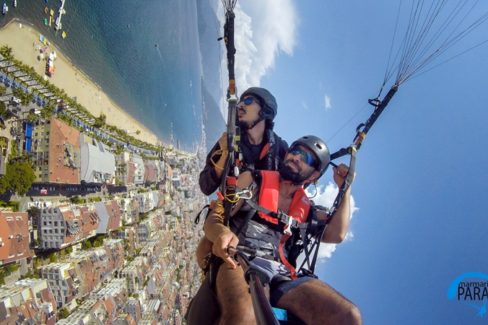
[301,101,309,111]
[324,94,332,110]
[218,0,298,115]
[306,182,359,261]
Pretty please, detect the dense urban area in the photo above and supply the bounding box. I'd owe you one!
[0,45,208,324]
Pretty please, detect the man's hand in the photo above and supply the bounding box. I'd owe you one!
[214,133,229,176]
[333,163,355,187]
[212,230,239,269]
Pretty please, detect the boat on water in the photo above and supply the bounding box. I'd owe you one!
[61,31,67,39]
[54,0,65,30]
[12,0,16,8]
[2,2,8,15]
[54,15,61,30]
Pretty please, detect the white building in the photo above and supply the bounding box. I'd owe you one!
[132,154,145,185]
[80,136,116,184]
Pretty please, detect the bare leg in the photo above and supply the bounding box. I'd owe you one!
[216,264,256,325]
[276,279,361,325]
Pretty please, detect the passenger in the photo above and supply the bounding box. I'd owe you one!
[198,87,288,195]
[189,135,361,325]
[196,87,288,270]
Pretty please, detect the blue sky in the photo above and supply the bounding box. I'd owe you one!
[227,1,488,324]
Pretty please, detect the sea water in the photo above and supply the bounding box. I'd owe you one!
[0,0,215,151]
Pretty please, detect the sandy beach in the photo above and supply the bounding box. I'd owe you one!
[0,20,160,146]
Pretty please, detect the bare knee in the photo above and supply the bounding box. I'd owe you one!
[337,303,362,325]
[220,302,254,325]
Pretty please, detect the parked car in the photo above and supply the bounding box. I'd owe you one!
[10,96,21,105]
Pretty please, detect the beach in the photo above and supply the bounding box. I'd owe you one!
[0,19,160,146]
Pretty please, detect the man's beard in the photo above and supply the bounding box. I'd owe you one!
[279,161,312,185]
[238,120,255,130]
[238,111,262,130]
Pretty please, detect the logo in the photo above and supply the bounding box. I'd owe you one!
[448,272,488,317]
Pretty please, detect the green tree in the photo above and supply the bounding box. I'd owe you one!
[26,112,40,124]
[69,196,85,204]
[82,239,92,250]
[0,45,13,60]
[93,236,104,247]
[58,307,69,319]
[48,253,58,263]
[9,139,18,158]
[23,92,34,106]
[93,113,106,128]
[0,159,36,195]
[41,104,55,120]
[0,85,6,96]
[12,87,24,100]
[0,101,9,120]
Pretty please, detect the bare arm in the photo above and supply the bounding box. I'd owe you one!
[321,187,351,243]
[203,171,254,268]
[203,201,238,268]
[321,164,354,243]
[198,132,228,195]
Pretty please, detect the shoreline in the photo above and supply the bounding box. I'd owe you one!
[0,18,161,147]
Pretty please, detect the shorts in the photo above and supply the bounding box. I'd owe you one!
[246,256,315,306]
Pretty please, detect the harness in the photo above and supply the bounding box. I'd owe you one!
[244,170,311,279]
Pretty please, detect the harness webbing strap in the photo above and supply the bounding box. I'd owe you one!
[278,234,297,280]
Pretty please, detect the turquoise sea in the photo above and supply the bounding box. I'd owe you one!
[0,0,224,151]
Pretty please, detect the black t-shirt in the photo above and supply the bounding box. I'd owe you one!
[198,131,288,195]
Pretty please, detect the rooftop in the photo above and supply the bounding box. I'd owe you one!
[48,117,81,184]
[0,212,31,264]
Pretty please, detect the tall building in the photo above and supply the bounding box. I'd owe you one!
[39,263,78,309]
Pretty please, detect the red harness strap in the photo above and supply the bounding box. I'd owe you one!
[257,171,280,224]
[259,143,270,160]
[257,171,311,278]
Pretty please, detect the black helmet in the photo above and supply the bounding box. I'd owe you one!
[290,135,330,175]
[240,87,277,122]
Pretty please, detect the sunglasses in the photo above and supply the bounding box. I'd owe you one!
[240,96,259,106]
[289,147,317,168]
